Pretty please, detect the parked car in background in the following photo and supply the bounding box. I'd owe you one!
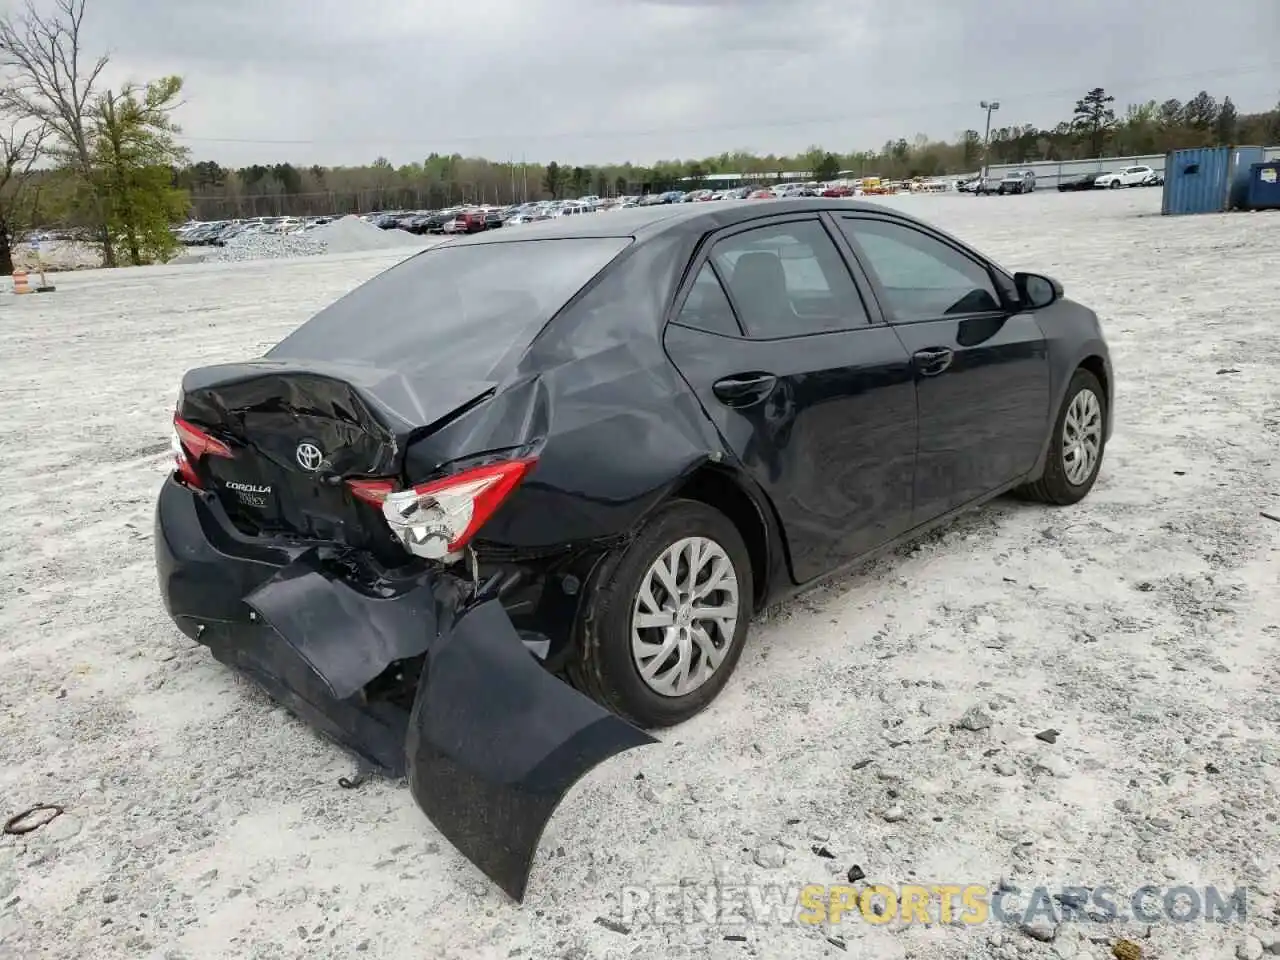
[443,210,487,234]
[1058,173,1101,192]
[505,211,551,225]
[998,170,1036,195]
[747,189,774,199]
[1094,165,1155,189]
[424,211,459,234]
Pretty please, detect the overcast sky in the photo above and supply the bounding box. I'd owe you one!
[65,0,1280,167]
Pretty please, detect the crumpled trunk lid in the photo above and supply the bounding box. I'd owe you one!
[178,358,494,550]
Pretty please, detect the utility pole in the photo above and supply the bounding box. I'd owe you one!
[980,100,1001,181]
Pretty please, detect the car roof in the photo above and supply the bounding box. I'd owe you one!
[439,198,906,245]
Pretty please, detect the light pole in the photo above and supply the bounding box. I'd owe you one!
[979,100,1000,181]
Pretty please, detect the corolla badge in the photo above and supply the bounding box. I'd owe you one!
[295,441,324,471]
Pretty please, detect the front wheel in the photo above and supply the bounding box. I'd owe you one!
[1018,368,1107,505]
[570,500,753,728]
[1109,180,1121,189]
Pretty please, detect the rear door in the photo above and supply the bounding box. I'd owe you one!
[663,214,917,584]
[832,214,1050,524]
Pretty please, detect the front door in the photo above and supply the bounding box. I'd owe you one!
[663,215,918,584]
[832,214,1051,524]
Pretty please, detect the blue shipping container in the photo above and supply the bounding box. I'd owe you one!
[1161,146,1266,215]
[1244,161,1280,210]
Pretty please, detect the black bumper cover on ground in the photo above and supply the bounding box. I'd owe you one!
[155,477,655,900]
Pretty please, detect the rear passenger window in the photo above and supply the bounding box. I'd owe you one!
[709,220,868,338]
[675,263,741,337]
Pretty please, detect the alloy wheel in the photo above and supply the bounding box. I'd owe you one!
[630,536,740,698]
[1062,388,1103,486]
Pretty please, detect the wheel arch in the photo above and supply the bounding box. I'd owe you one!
[669,462,785,612]
[1028,352,1112,480]
[1077,354,1110,427]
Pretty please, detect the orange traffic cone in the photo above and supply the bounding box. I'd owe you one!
[12,269,30,294]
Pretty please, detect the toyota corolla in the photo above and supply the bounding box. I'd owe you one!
[155,200,1112,901]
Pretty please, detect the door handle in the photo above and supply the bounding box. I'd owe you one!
[912,347,954,376]
[712,373,778,407]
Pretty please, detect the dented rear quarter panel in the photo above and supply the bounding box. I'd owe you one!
[404,230,731,551]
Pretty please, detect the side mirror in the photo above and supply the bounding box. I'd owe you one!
[1014,272,1063,310]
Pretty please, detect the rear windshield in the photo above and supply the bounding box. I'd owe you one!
[268,237,632,368]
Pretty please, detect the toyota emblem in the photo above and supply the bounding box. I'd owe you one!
[295,441,324,472]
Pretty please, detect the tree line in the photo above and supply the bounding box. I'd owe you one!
[0,2,1276,267]
[176,86,1280,221]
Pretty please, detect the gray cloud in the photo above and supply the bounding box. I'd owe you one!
[52,0,1280,166]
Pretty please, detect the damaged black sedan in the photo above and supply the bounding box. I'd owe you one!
[155,200,1113,900]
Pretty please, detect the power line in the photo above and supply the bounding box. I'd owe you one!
[174,63,1278,148]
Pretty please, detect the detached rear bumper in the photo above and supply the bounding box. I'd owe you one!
[154,475,654,900]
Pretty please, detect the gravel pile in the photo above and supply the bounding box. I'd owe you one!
[205,231,324,263]
[318,215,421,254]
[201,215,426,263]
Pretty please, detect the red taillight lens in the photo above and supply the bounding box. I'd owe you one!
[347,479,396,505]
[172,414,233,488]
[347,458,536,560]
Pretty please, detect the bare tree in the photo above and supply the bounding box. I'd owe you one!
[0,118,46,275]
[0,0,114,264]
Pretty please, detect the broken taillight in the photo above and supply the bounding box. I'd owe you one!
[347,458,536,562]
[172,414,233,488]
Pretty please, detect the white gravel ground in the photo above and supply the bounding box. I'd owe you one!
[1,190,1278,960]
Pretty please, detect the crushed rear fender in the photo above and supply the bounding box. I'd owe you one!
[161,497,656,902]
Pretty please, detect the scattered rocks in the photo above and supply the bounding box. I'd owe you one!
[1035,729,1061,744]
[1237,936,1264,960]
[1020,917,1058,942]
[881,806,906,823]
[1033,755,1073,778]
[846,864,865,882]
[994,759,1018,776]
[958,706,994,731]
[753,844,787,869]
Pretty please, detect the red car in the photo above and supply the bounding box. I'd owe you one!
[445,210,488,234]
[747,189,774,199]
[822,185,853,197]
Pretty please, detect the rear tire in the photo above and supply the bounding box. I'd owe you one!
[570,500,753,729]
[1019,368,1107,505]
